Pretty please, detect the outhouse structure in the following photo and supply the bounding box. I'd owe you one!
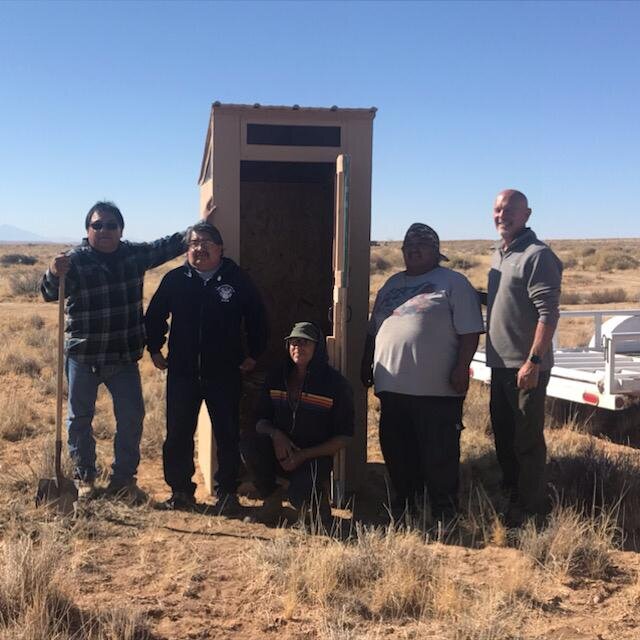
[196,102,376,498]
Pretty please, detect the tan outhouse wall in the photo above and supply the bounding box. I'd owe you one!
[196,103,375,496]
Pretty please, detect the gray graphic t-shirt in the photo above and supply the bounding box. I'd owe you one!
[368,267,484,396]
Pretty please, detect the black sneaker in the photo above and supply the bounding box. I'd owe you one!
[160,491,197,511]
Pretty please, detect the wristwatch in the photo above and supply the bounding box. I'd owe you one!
[528,354,541,365]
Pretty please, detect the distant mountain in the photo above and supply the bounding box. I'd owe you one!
[0,224,75,243]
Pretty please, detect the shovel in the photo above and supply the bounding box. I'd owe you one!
[36,275,78,513]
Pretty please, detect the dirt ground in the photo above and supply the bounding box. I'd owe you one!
[4,428,640,640]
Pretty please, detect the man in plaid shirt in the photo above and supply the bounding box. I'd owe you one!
[41,200,213,500]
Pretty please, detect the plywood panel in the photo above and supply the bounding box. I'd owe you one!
[240,172,335,370]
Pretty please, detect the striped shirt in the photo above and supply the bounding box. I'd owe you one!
[269,389,335,412]
[41,234,186,364]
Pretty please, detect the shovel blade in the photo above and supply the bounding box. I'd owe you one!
[36,478,78,515]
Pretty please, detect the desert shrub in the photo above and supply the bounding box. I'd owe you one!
[249,524,533,637]
[548,436,640,535]
[0,526,67,625]
[18,322,57,369]
[560,288,628,305]
[0,352,41,377]
[0,254,38,266]
[594,250,639,272]
[8,271,42,297]
[447,254,479,271]
[23,327,47,349]
[0,525,151,639]
[518,504,617,579]
[140,372,166,457]
[0,393,36,441]
[560,254,577,269]
[370,254,392,274]
[581,246,596,257]
[35,376,57,398]
[584,288,628,304]
[28,314,45,330]
[369,245,401,275]
[251,525,438,619]
[560,291,581,305]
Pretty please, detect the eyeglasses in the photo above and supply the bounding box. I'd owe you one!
[89,221,119,231]
[187,239,217,248]
[288,338,315,347]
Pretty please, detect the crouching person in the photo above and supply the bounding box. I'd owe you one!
[241,322,354,524]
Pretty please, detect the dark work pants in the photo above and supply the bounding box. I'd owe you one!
[489,368,550,514]
[240,431,332,512]
[165,372,241,497]
[378,392,464,519]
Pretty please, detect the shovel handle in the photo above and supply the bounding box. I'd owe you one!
[55,276,65,481]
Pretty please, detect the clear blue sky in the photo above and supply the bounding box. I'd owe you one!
[1,0,638,241]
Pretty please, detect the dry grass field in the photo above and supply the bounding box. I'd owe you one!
[2,239,640,639]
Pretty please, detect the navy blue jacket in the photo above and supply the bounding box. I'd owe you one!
[145,258,268,378]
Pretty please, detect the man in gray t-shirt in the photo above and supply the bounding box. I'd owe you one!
[361,223,483,523]
[486,189,562,526]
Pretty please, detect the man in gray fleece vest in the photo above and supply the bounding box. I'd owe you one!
[486,189,562,526]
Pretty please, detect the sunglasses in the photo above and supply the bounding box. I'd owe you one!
[89,221,120,231]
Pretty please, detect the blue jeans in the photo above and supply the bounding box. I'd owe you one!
[66,357,145,483]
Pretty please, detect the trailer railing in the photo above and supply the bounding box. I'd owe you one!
[473,309,640,409]
[553,309,640,351]
[602,332,640,395]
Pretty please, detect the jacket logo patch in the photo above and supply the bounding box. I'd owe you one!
[216,284,235,302]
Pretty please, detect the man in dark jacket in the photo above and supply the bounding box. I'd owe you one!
[240,322,354,524]
[145,221,268,511]
[41,200,209,501]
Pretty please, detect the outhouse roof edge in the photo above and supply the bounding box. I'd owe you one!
[209,102,377,119]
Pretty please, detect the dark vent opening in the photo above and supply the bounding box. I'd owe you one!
[247,124,341,147]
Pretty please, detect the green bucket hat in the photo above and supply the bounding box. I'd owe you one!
[284,322,320,343]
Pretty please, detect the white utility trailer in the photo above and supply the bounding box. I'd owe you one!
[470,310,640,411]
